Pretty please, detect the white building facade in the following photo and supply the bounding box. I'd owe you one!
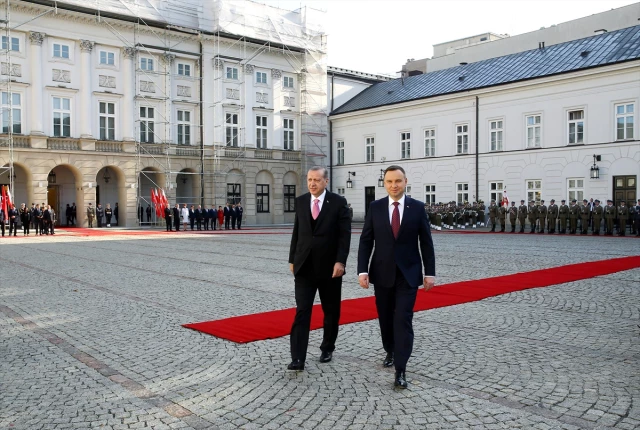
[331,28,640,220]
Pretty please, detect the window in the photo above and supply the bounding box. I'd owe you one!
[283,76,294,89]
[177,63,191,77]
[225,113,238,147]
[456,123,469,154]
[456,183,469,204]
[526,114,541,148]
[139,106,154,143]
[406,185,412,199]
[490,120,503,151]
[336,140,344,165]
[284,185,296,212]
[140,57,154,71]
[568,109,584,144]
[1,92,21,134]
[615,103,634,140]
[256,115,267,149]
[400,132,411,159]
[226,183,241,205]
[337,187,345,195]
[99,102,115,140]
[53,43,69,59]
[2,36,19,52]
[526,180,542,204]
[567,178,584,203]
[424,128,435,157]
[177,110,191,145]
[256,71,267,84]
[52,97,71,137]
[365,136,375,162]
[226,67,238,80]
[424,185,436,205]
[489,181,504,204]
[256,184,269,213]
[99,51,115,65]
[284,118,294,150]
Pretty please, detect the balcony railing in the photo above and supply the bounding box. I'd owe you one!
[96,141,123,153]
[255,149,273,159]
[0,135,30,148]
[48,138,80,151]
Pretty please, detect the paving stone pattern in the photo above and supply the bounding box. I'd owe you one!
[1,230,639,429]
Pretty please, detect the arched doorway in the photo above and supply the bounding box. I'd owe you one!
[47,164,83,226]
[138,167,166,225]
[96,165,126,226]
[176,168,200,206]
[1,162,32,207]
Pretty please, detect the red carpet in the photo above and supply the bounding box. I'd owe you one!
[183,255,640,343]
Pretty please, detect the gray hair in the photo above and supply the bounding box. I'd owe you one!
[308,166,329,179]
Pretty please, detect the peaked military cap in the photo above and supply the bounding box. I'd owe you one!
[550,199,555,202]
[572,199,577,203]
[583,199,588,203]
[520,199,525,203]
[595,199,600,203]
[561,199,566,202]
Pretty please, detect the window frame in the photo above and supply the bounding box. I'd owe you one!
[424,127,436,157]
[336,140,344,165]
[567,178,585,203]
[226,66,239,80]
[226,183,241,205]
[456,182,469,204]
[567,108,585,145]
[489,181,504,204]
[139,106,155,143]
[2,35,20,52]
[1,91,22,134]
[255,71,268,85]
[256,184,270,213]
[283,76,295,89]
[489,118,504,151]
[283,118,295,150]
[525,113,542,148]
[98,101,116,141]
[52,96,71,137]
[256,115,268,149]
[140,57,154,72]
[177,109,191,145]
[526,179,542,204]
[424,184,436,206]
[225,112,239,147]
[365,136,375,162]
[455,123,469,154]
[400,131,411,159]
[99,50,115,66]
[614,102,635,141]
[177,63,191,77]
[284,185,296,213]
[52,42,70,59]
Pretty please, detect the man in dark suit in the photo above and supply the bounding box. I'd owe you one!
[287,166,351,371]
[164,204,173,231]
[236,203,243,230]
[195,205,203,230]
[224,203,231,230]
[231,204,238,229]
[0,203,6,236]
[209,205,217,230]
[172,204,181,231]
[189,205,195,231]
[357,165,436,389]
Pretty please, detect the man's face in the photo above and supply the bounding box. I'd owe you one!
[307,169,328,197]
[384,169,407,201]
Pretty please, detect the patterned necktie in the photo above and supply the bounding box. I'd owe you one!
[312,198,320,220]
[391,201,400,239]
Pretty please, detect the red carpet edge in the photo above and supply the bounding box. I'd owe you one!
[182,255,640,343]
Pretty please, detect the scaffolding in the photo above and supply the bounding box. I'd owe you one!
[0,0,15,197]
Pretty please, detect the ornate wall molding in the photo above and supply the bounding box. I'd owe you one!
[99,75,116,88]
[284,96,295,108]
[79,40,94,53]
[256,92,268,104]
[226,88,239,100]
[29,31,45,46]
[177,85,191,97]
[1,62,22,77]
[213,58,224,70]
[244,64,254,75]
[52,69,71,83]
[140,81,155,93]
[271,69,282,79]
[122,47,136,59]
[162,53,176,65]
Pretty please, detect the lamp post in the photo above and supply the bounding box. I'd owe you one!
[47,171,56,184]
[590,154,600,179]
[103,167,111,184]
[346,171,356,189]
[378,169,385,187]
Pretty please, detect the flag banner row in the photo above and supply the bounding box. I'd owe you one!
[150,188,168,217]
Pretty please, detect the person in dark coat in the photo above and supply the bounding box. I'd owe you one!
[236,203,244,230]
[189,205,195,231]
[224,203,231,230]
[203,205,210,230]
[209,205,217,230]
[65,204,72,226]
[138,205,144,223]
[71,203,77,225]
[114,202,119,226]
[172,204,181,231]
[195,205,203,230]
[231,204,238,229]
[31,204,41,235]
[0,203,5,237]
[8,204,18,236]
[96,204,104,228]
[105,204,113,227]
[146,205,151,222]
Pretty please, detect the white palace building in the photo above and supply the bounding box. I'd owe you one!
[330,15,640,220]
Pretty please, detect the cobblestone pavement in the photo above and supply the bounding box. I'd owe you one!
[1,229,638,430]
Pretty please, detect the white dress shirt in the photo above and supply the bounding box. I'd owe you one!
[310,189,326,214]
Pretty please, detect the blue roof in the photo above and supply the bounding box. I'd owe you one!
[331,25,640,116]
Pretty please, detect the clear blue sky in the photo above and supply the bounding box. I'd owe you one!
[260,0,639,75]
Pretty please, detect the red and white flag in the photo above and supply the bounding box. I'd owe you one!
[5,186,12,209]
[502,189,509,208]
[1,185,7,216]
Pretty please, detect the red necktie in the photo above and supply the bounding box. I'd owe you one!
[391,201,400,239]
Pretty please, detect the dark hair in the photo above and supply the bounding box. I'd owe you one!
[383,165,406,177]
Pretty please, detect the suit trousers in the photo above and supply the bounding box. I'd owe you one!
[374,267,418,372]
[290,260,342,363]
[237,217,242,229]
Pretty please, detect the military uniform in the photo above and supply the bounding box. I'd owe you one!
[489,201,498,232]
[517,200,527,233]
[568,200,580,234]
[87,204,95,228]
[604,201,616,235]
[580,199,590,234]
[528,201,538,233]
[547,200,558,234]
[618,202,629,236]
[537,200,547,234]
[508,202,517,232]
[558,201,569,234]
[592,200,603,235]
[498,204,507,232]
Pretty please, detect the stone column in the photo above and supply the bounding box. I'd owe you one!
[29,32,45,136]
[79,40,94,138]
[271,69,282,149]
[244,64,254,148]
[122,47,136,142]
[213,58,224,149]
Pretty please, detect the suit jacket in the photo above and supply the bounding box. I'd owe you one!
[224,207,230,217]
[358,196,435,289]
[237,207,243,219]
[164,207,172,219]
[172,207,180,219]
[288,191,351,278]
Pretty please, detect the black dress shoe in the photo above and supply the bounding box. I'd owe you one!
[383,352,394,368]
[287,359,304,371]
[394,371,408,389]
[319,351,332,363]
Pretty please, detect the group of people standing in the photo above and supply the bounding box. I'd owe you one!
[0,202,56,236]
[86,203,117,228]
[163,202,243,232]
[488,198,640,236]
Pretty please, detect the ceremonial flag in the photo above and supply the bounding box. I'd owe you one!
[502,189,509,208]
[1,185,7,216]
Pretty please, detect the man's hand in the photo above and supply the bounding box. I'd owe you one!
[423,276,435,291]
[289,263,294,275]
[332,262,345,278]
[358,274,370,289]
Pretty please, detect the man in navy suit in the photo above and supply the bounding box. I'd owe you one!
[287,166,351,371]
[358,165,436,389]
